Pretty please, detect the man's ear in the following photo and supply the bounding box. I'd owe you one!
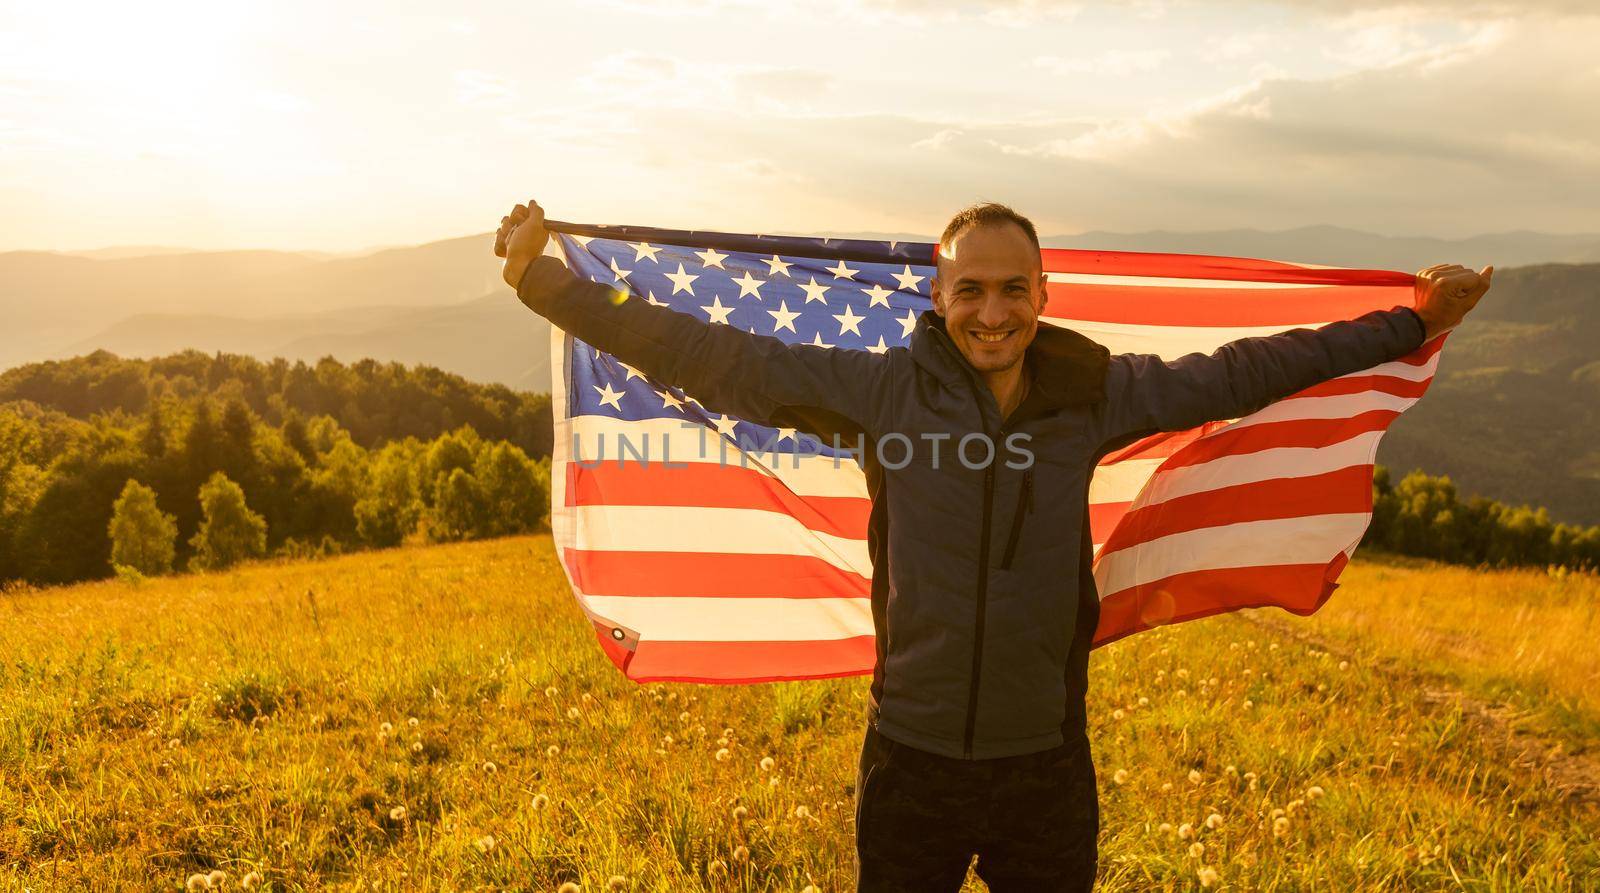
[930,276,948,317]
[1034,271,1049,315]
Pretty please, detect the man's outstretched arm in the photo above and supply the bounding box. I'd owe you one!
[1091,263,1494,446]
[495,199,896,437]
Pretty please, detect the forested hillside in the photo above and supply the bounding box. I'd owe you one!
[1377,263,1600,525]
[0,353,554,586]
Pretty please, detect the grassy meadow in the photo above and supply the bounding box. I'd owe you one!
[1,536,1597,891]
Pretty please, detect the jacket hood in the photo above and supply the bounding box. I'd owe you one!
[910,309,1110,410]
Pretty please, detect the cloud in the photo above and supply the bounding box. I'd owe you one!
[583,13,1598,237]
[1034,49,1171,77]
[454,70,516,107]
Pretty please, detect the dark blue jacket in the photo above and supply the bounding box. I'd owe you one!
[518,254,1426,759]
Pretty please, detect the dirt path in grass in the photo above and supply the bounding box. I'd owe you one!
[1238,611,1600,812]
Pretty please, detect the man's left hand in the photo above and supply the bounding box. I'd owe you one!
[1414,263,1493,340]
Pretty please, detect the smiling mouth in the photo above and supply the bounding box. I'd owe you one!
[971,330,1015,344]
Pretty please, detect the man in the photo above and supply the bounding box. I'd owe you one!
[495,199,1491,891]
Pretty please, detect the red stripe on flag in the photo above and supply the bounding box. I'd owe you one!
[616,635,877,683]
[1293,374,1430,400]
[1098,465,1374,556]
[1093,555,1349,647]
[1041,248,1417,287]
[1167,410,1402,469]
[1044,283,1407,327]
[564,548,870,599]
[565,462,869,539]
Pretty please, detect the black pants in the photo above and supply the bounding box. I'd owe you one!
[854,723,1099,892]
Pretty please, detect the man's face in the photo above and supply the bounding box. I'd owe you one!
[930,222,1048,375]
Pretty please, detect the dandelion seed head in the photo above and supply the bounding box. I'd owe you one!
[733,805,749,821]
[557,883,580,893]
[760,756,775,772]
[547,744,561,757]
[533,793,551,810]
[1198,866,1220,887]
[1112,709,1125,721]
[1158,822,1173,834]
[545,685,559,697]
[1138,697,1149,707]
[733,844,750,862]
[380,721,393,735]
[1189,842,1205,858]
[708,860,729,878]
[1243,699,1253,709]
[608,876,628,890]
[206,870,225,887]
[1205,812,1223,829]
[411,740,423,753]
[482,760,498,774]
[1178,822,1195,839]
[1160,782,1173,792]
[582,693,595,704]
[1270,808,1285,820]
[1188,769,1203,785]
[1113,769,1129,785]
[241,871,263,890]
[715,748,731,762]
[186,874,209,893]
[678,711,691,723]
[793,805,810,818]
[723,727,735,737]
[389,805,407,821]
[567,706,581,719]
[475,834,497,853]
[1306,785,1325,800]
[408,717,419,727]
[1273,816,1290,837]
[1338,660,1349,671]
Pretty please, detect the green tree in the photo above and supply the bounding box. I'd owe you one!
[189,472,267,571]
[473,442,550,537]
[429,467,486,542]
[108,479,177,575]
[355,443,422,547]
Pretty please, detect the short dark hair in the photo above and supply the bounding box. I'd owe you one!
[938,202,1041,261]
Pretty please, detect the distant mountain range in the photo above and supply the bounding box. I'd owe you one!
[4,225,1597,522]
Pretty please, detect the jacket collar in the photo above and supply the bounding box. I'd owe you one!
[910,309,1109,411]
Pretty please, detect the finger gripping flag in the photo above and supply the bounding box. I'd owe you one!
[544,223,1435,683]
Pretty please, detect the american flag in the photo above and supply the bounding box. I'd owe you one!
[544,223,1438,683]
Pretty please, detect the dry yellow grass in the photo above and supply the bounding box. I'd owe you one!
[1,536,1596,891]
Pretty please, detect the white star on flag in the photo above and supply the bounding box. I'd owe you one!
[763,255,793,276]
[866,335,890,355]
[593,383,625,410]
[701,295,735,324]
[609,257,632,284]
[630,242,662,263]
[827,259,859,281]
[712,414,739,438]
[863,284,894,308]
[799,277,830,305]
[833,303,865,336]
[695,247,729,270]
[733,271,766,300]
[666,263,699,296]
[767,301,800,333]
[900,308,919,338]
[893,265,925,292]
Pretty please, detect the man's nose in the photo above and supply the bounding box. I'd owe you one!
[976,294,1011,329]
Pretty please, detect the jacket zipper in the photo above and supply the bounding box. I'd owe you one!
[998,469,1034,571]
[961,459,997,759]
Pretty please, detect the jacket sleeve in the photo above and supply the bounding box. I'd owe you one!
[1090,306,1428,449]
[517,254,897,438]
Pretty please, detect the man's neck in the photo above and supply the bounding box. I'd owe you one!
[984,363,1030,420]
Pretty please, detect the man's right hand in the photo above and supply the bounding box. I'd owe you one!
[495,199,550,289]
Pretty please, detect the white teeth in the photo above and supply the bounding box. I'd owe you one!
[973,331,1010,343]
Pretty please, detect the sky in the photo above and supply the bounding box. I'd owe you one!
[0,0,1596,252]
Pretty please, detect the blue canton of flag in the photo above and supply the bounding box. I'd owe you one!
[556,232,938,460]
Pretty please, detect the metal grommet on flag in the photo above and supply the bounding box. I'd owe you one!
[611,627,626,641]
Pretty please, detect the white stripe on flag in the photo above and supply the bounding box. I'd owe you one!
[580,595,873,642]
